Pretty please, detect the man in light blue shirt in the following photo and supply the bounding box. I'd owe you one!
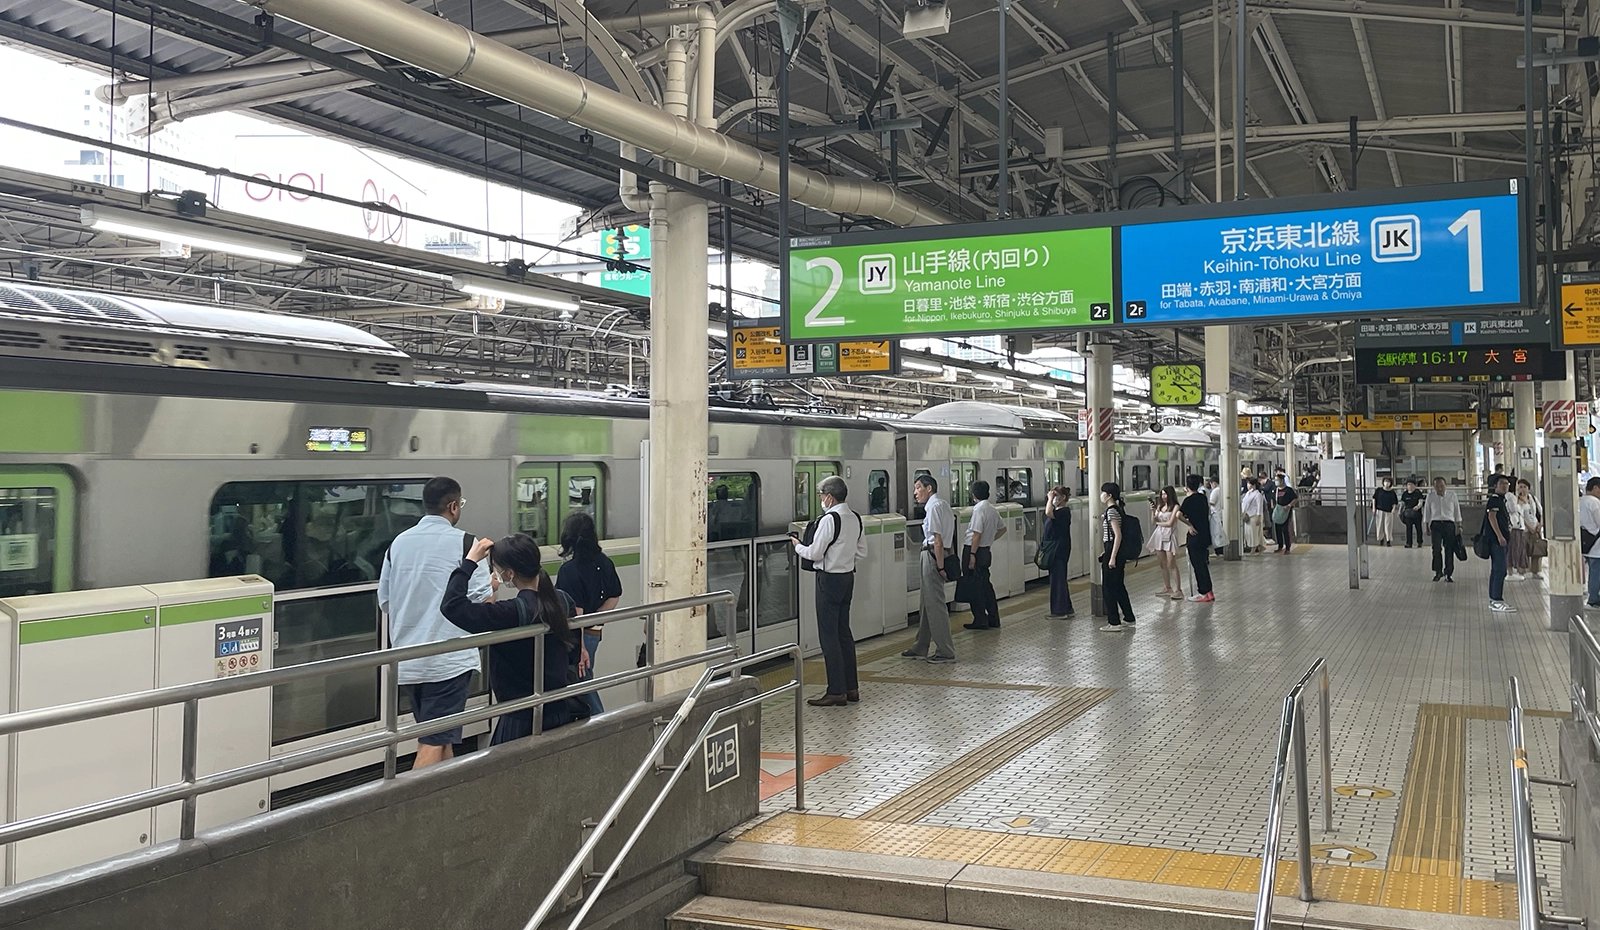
[378,476,491,769]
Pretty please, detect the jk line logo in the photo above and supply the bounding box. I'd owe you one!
[1371,215,1421,262]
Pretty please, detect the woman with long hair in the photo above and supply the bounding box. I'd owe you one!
[1148,486,1185,600]
[1042,485,1074,619]
[556,512,622,715]
[1098,482,1136,632]
[441,533,591,745]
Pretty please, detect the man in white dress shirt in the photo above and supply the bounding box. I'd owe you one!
[792,475,868,706]
[904,474,958,663]
[1422,477,1463,583]
[962,480,1006,631]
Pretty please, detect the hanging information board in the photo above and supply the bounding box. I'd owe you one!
[725,323,899,380]
[786,179,1527,342]
[1352,315,1565,385]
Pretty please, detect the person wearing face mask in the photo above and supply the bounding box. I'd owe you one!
[440,533,592,745]
[1271,473,1298,554]
[1372,477,1398,547]
[1399,479,1425,548]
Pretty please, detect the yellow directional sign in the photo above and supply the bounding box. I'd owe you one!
[839,340,894,374]
[1238,414,1288,433]
[1346,412,1434,432]
[1311,843,1377,863]
[1434,411,1476,430]
[729,325,786,372]
[1560,280,1600,347]
[1295,414,1342,433]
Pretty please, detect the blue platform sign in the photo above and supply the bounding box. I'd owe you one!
[1118,180,1525,327]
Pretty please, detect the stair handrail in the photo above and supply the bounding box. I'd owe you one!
[524,641,806,930]
[1505,676,1585,930]
[1570,613,1600,761]
[1252,657,1334,930]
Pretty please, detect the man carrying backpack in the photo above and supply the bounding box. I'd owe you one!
[791,475,868,706]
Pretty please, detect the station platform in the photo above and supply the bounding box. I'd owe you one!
[745,544,1571,925]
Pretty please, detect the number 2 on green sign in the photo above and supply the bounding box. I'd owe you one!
[801,257,846,328]
[1447,209,1483,293]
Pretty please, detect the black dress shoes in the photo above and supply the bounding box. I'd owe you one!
[807,693,848,707]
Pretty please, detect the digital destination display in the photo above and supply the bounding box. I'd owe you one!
[306,427,370,453]
[1352,315,1565,385]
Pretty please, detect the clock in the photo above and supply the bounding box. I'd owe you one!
[1150,363,1204,407]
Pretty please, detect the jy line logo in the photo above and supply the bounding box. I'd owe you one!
[859,254,895,294]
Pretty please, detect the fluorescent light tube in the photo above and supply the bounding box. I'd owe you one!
[974,373,1015,388]
[452,274,581,312]
[902,359,944,373]
[80,205,306,265]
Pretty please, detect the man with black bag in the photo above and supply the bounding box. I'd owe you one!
[1581,476,1600,608]
[1422,477,1462,583]
[791,476,868,706]
[904,475,958,663]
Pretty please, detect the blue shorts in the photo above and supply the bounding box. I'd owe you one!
[403,670,472,746]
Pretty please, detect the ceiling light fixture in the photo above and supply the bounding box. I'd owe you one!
[974,373,1015,388]
[80,204,306,265]
[451,274,580,312]
[902,359,944,373]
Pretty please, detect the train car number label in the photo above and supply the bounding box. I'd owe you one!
[214,618,264,679]
[703,724,740,791]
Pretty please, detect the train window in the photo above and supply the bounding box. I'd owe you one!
[209,481,427,591]
[709,473,760,541]
[1045,461,1064,491]
[0,468,72,598]
[868,470,890,514]
[1131,465,1153,491]
[515,463,606,545]
[995,468,1032,505]
[953,462,979,500]
[795,461,842,521]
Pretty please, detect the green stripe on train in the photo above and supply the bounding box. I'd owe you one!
[517,415,613,456]
[542,551,642,575]
[19,609,151,644]
[160,595,273,627]
[0,391,85,453]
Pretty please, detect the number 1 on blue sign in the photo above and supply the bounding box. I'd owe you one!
[1447,209,1483,293]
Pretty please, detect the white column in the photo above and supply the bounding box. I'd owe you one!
[1086,342,1113,616]
[1513,382,1538,492]
[647,36,711,692]
[1222,392,1241,560]
[1548,363,1581,632]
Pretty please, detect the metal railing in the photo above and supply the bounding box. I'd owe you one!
[0,589,736,852]
[1252,658,1335,930]
[1505,677,1584,930]
[525,641,804,930]
[1571,613,1600,761]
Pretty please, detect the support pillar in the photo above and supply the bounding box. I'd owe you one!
[1465,430,1480,490]
[1206,325,1241,561]
[1087,342,1113,617]
[1548,364,1581,632]
[1513,382,1538,492]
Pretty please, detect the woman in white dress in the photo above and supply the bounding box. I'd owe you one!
[1241,477,1267,553]
[1148,486,1185,599]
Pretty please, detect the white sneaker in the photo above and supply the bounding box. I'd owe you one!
[1507,573,1524,582]
[1490,601,1519,613]
[1098,623,1125,632]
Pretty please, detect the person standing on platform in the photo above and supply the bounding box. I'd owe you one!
[1580,477,1600,608]
[1042,486,1074,619]
[378,476,492,769]
[1423,477,1462,583]
[1149,486,1185,599]
[1517,479,1545,580]
[1400,479,1425,548]
[1241,478,1266,554]
[1372,477,1398,547]
[1271,474,1298,554]
[1485,474,1515,613]
[1506,484,1530,583]
[904,475,958,663]
[1206,478,1225,556]
[961,480,1004,631]
[556,512,622,717]
[1098,482,1136,632]
[792,475,867,706]
[1181,475,1215,602]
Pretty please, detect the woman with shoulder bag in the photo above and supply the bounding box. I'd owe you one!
[1517,479,1546,579]
[1042,486,1074,619]
[441,533,592,745]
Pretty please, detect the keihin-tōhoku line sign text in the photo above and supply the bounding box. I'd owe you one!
[784,179,1526,343]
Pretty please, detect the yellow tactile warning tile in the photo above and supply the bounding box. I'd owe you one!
[975,834,1071,871]
[1459,877,1520,919]
[1390,704,1466,876]
[1042,839,1121,875]
[741,814,1520,917]
[1380,873,1461,912]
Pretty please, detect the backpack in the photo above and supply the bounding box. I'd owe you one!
[1118,509,1145,563]
[799,510,861,572]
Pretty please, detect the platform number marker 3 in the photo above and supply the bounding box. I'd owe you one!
[703,724,740,791]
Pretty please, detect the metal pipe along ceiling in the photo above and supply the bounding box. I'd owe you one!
[247,0,953,229]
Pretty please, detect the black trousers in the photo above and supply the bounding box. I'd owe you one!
[1431,521,1459,577]
[963,545,999,627]
[815,571,859,696]
[1187,538,1213,595]
[1048,553,1073,615]
[1403,511,1422,546]
[1100,541,1134,624]
[1273,517,1293,550]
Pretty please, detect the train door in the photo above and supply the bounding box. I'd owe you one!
[515,462,606,547]
[794,461,843,523]
[952,461,979,500]
[0,467,73,598]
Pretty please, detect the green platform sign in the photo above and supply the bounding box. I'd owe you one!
[787,226,1114,342]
